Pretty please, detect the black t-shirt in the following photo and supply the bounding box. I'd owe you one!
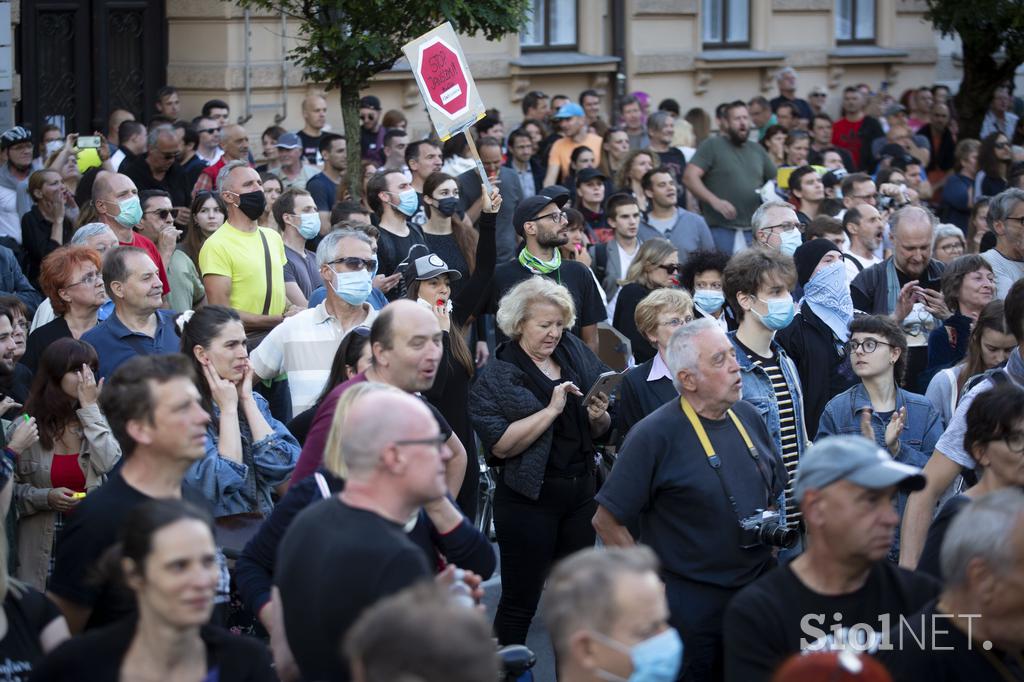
[723,560,939,682]
[276,497,432,682]
[376,224,425,300]
[21,318,72,375]
[360,127,380,161]
[613,283,655,364]
[487,259,606,342]
[917,493,971,581]
[0,587,60,681]
[877,599,1024,682]
[48,471,226,630]
[596,399,786,588]
[296,130,322,166]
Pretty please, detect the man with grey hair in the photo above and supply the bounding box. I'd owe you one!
[593,318,786,681]
[751,200,803,255]
[192,122,253,196]
[723,436,938,682]
[770,67,813,129]
[981,188,1024,300]
[851,205,949,389]
[543,546,682,682]
[880,488,1024,679]
[276,389,457,682]
[249,228,378,413]
[200,160,298,340]
[120,124,191,222]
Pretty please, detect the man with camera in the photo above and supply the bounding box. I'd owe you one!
[722,436,939,682]
[593,318,788,682]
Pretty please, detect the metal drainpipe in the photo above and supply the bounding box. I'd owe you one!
[611,0,627,101]
[277,12,287,124]
[242,8,252,124]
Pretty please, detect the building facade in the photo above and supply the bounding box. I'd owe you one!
[13,0,945,145]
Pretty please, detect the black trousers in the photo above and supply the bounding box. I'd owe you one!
[492,471,596,645]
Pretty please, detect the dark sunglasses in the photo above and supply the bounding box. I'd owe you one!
[198,127,220,135]
[328,256,377,272]
[144,208,178,221]
[657,264,681,274]
[996,142,1011,150]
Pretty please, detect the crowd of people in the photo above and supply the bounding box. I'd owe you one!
[0,70,1018,682]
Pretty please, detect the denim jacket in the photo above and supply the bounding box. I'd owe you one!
[727,332,809,464]
[817,383,945,559]
[184,393,300,518]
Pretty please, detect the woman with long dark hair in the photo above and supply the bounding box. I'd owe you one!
[33,499,275,680]
[179,305,299,519]
[975,132,1012,197]
[926,299,1016,424]
[180,190,227,270]
[420,172,478,301]
[403,185,501,518]
[15,338,120,589]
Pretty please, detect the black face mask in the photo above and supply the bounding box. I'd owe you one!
[436,197,460,217]
[236,190,267,221]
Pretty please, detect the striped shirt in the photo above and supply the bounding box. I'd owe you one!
[740,345,802,526]
[250,302,377,414]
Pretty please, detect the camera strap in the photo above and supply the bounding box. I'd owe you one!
[680,397,774,519]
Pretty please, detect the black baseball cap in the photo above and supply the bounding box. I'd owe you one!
[513,193,569,237]
[359,95,381,111]
[575,167,608,186]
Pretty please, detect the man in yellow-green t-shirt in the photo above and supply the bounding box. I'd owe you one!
[200,161,299,333]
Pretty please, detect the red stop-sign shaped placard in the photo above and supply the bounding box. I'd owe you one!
[418,38,470,118]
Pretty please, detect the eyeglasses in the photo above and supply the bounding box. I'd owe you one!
[64,271,101,288]
[394,434,448,453]
[760,222,800,235]
[658,317,691,328]
[198,128,220,135]
[359,115,375,122]
[846,338,894,354]
[995,142,1011,150]
[937,242,965,253]
[532,210,568,224]
[999,432,1024,454]
[1004,216,1024,226]
[157,151,182,161]
[810,92,827,98]
[144,208,178,220]
[657,264,681,274]
[328,256,377,272]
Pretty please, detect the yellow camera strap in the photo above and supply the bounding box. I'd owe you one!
[680,397,759,469]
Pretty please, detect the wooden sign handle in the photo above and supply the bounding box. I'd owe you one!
[463,130,494,196]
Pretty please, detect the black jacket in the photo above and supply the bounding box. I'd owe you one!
[774,302,857,439]
[20,205,73,287]
[30,618,276,681]
[614,357,678,443]
[470,331,610,499]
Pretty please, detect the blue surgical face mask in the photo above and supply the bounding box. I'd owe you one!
[751,294,795,330]
[693,289,725,314]
[591,628,684,682]
[390,189,419,217]
[332,268,372,306]
[114,196,143,228]
[296,212,321,240]
[779,227,803,256]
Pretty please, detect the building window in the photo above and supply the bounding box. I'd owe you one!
[836,0,875,43]
[702,0,750,48]
[521,0,577,50]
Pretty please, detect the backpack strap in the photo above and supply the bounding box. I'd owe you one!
[842,252,864,273]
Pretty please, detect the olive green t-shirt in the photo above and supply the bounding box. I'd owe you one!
[689,136,776,229]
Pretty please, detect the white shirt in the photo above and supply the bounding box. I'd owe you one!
[249,302,377,414]
[981,249,1024,300]
[617,241,639,281]
[842,250,881,286]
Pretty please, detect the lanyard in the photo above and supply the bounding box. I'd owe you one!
[679,397,774,518]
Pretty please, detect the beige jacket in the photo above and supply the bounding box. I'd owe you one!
[13,403,121,589]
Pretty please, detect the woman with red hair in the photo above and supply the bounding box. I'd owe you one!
[22,245,106,373]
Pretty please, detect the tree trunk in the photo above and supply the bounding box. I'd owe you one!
[340,86,363,202]
[955,41,1020,140]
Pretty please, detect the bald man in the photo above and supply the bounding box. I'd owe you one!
[298,94,329,165]
[277,389,451,682]
[192,122,253,196]
[291,299,468,497]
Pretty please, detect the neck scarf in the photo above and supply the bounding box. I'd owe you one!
[518,247,561,275]
[803,261,854,341]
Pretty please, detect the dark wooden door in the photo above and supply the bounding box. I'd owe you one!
[17,0,165,137]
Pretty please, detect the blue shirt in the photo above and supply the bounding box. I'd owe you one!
[82,309,182,379]
[306,172,338,212]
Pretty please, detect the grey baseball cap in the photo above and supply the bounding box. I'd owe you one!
[793,436,926,504]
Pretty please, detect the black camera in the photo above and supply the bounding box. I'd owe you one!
[739,509,799,549]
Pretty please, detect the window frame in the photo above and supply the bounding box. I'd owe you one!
[835,0,877,45]
[520,0,579,52]
[701,0,752,50]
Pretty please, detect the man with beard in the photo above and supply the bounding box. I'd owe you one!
[358,95,383,162]
[850,206,948,390]
[684,101,776,255]
[483,192,605,353]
